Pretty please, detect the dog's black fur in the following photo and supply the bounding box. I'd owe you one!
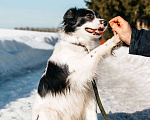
[38,62,70,97]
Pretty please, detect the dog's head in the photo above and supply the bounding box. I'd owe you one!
[62,8,107,39]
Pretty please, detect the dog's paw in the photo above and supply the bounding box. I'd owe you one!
[113,34,121,44]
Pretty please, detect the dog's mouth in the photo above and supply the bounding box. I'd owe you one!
[85,27,104,36]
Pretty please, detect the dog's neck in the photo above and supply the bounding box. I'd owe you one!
[75,36,100,52]
[60,33,100,52]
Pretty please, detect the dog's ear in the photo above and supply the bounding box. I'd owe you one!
[63,8,77,25]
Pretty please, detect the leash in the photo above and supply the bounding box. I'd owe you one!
[92,80,109,120]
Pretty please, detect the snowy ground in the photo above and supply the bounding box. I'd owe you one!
[0,29,150,120]
[97,48,150,120]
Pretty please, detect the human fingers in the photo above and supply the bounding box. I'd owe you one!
[109,22,121,34]
[109,16,125,25]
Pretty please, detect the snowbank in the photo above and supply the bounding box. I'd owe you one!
[0,29,59,78]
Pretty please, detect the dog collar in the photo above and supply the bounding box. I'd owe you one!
[72,43,89,53]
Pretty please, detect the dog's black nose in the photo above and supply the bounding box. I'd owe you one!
[100,20,107,26]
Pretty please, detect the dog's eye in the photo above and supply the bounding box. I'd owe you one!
[86,14,94,20]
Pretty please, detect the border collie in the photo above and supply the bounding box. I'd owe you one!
[32,8,120,120]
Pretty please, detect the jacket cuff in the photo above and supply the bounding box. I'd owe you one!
[129,28,139,55]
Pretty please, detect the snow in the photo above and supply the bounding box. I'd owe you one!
[0,29,150,120]
[0,29,59,78]
[97,47,150,119]
[0,29,59,50]
[0,90,36,120]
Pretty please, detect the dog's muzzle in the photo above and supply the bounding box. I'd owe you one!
[85,28,104,35]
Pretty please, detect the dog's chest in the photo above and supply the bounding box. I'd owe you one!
[51,44,88,71]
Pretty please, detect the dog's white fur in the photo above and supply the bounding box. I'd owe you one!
[32,11,120,120]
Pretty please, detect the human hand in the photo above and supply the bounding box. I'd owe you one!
[109,16,132,45]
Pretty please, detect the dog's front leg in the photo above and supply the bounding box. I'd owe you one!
[67,35,120,120]
[68,35,120,89]
[88,34,120,62]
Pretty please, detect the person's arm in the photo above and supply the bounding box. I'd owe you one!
[130,29,150,57]
[109,16,150,57]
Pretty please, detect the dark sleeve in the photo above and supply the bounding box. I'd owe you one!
[129,29,150,57]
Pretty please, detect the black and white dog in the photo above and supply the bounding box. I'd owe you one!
[32,8,120,120]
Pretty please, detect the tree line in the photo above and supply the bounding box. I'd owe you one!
[14,27,59,33]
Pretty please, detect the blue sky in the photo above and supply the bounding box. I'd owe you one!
[0,0,87,29]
